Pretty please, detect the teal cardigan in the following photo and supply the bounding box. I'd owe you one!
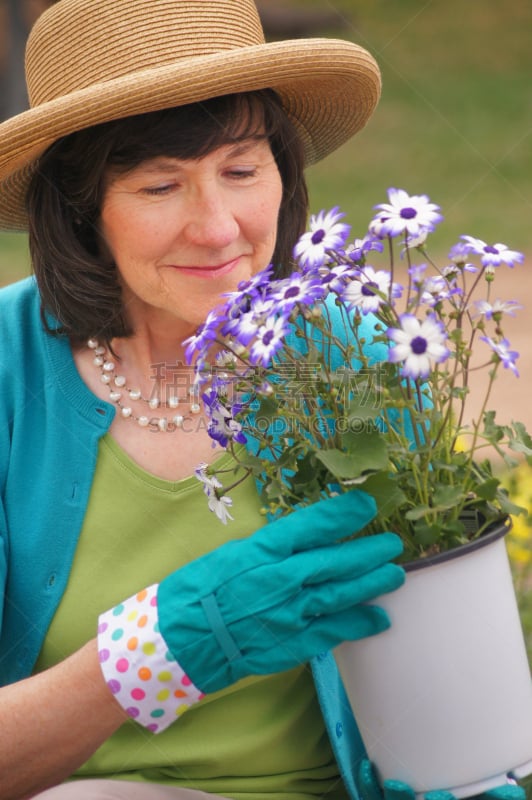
[0,277,369,798]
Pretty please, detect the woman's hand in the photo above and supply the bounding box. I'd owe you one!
[158,491,404,692]
[98,491,405,732]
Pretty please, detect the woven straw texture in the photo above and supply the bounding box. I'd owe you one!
[0,0,381,231]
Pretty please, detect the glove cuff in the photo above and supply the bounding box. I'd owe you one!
[98,584,204,733]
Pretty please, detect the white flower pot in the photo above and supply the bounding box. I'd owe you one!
[334,520,532,798]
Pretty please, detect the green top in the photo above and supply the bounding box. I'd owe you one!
[34,435,347,799]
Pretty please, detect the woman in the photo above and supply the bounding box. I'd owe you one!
[0,2,524,800]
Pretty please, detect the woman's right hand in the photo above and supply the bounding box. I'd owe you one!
[158,490,404,691]
[98,491,405,732]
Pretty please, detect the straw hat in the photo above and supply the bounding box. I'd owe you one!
[0,0,381,232]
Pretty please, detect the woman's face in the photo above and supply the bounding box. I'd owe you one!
[100,136,283,336]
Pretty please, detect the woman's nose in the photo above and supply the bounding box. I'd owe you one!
[182,189,240,249]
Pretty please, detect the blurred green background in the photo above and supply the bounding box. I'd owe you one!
[304,0,532,253]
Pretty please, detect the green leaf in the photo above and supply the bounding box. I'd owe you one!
[413,520,441,547]
[340,426,388,465]
[432,484,465,509]
[405,504,433,521]
[345,395,382,423]
[256,395,280,421]
[315,448,363,479]
[482,410,507,443]
[288,452,327,498]
[360,473,407,518]
[497,491,528,518]
[316,429,388,479]
[474,477,499,501]
[509,421,532,456]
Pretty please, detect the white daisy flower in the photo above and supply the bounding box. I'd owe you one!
[387,313,450,379]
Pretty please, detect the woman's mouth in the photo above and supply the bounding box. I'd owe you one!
[171,258,240,279]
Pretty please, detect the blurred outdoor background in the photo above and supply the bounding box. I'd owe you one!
[1,0,532,706]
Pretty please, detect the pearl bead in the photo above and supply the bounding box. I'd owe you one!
[88,337,203,433]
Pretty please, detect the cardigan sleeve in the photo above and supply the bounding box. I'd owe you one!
[0,278,114,686]
[0,289,15,643]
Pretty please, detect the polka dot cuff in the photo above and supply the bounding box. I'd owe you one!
[98,584,205,733]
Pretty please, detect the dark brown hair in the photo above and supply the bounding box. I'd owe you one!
[26,90,309,342]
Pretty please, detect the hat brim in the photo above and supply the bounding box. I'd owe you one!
[0,38,381,231]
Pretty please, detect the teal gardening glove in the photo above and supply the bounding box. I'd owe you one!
[158,490,405,693]
[98,491,405,732]
[356,759,526,800]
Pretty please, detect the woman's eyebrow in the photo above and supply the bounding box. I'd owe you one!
[133,139,268,176]
[136,159,185,175]
[225,136,268,158]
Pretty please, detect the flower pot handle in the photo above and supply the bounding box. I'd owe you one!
[356,759,525,800]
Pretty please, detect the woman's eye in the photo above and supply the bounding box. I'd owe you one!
[143,184,175,196]
[227,169,257,180]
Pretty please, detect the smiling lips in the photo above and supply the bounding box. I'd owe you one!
[170,258,240,279]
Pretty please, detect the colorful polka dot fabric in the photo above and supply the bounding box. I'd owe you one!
[98,584,204,733]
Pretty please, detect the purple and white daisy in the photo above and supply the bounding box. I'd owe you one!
[293,207,351,270]
[387,313,450,379]
[447,241,477,271]
[208,492,234,524]
[249,315,290,367]
[220,265,275,339]
[401,231,429,253]
[459,236,524,268]
[215,350,238,368]
[419,275,462,307]
[183,308,221,366]
[408,263,429,286]
[341,266,402,314]
[202,389,247,448]
[269,272,326,314]
[473,299,523,319]
[480,336,520,376]
[221,296,276,346]
[195,463,234,524]
[345,234,384,263]
[318,262,359,293]
[195,462,223,493]
[370,188,443,239]
[223,264,274,303]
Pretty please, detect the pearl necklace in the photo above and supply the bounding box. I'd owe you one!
[87,338,202,432]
